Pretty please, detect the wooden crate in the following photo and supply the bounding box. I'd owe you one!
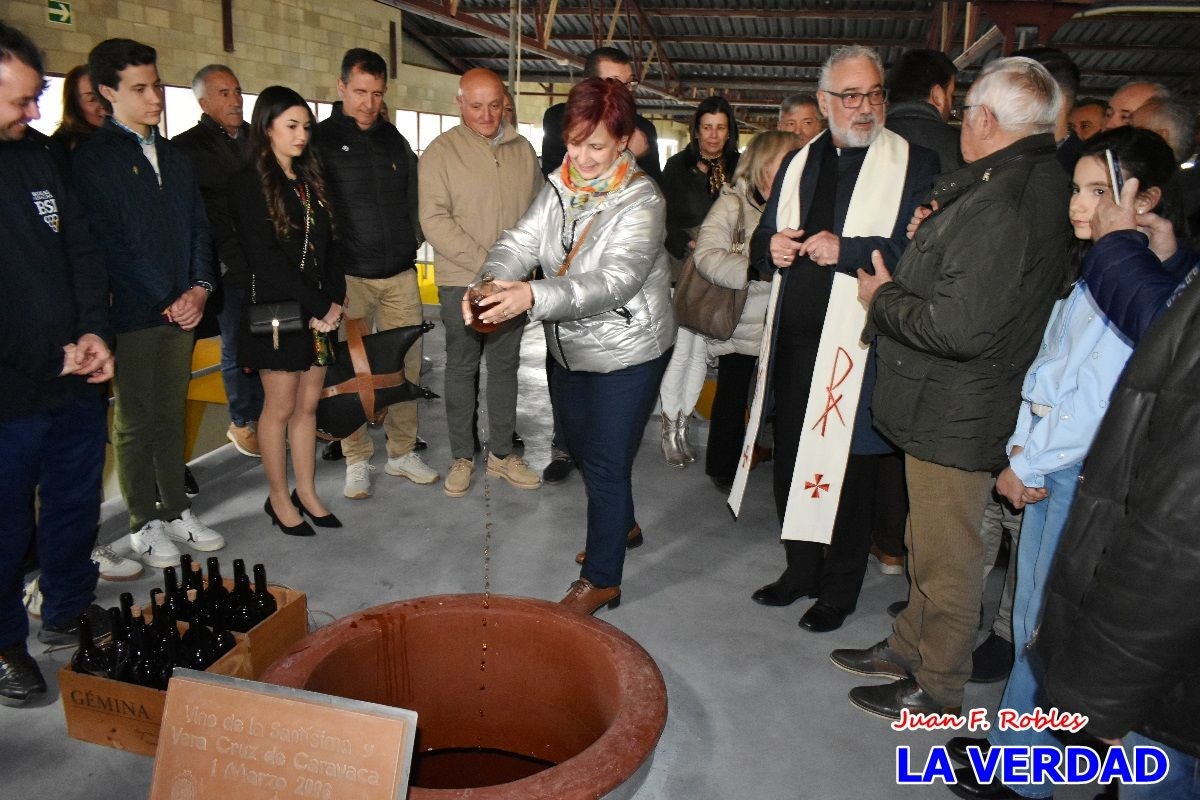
[223,583,308,677]
[60,635,251,756]
[60,585,308,756]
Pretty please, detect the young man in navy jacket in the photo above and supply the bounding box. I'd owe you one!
[73,38,226,569]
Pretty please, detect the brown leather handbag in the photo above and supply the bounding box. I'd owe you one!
[672,197,748,341]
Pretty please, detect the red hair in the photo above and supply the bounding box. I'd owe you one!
[563,77,636,144]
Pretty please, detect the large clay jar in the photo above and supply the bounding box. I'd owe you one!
[260,594,667,799]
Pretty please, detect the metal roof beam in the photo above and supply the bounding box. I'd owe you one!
[456,5,930,20]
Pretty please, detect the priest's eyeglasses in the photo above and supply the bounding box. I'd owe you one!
[822,88,889,108]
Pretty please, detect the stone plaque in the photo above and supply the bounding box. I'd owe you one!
[150,670,417,800]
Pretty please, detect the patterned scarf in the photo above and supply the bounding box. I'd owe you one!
[700,154,726,197]
[561,149,637,218]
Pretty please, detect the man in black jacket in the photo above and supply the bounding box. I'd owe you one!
[73,38,226,569]
[540,46,660,182]
[316,48,437,499]
[173,64,261,459]
[884,48,962,174]
[0,21,114,706]
[838,57,1073,719]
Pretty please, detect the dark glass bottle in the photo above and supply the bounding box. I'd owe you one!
[119,591,136,634]
[185,559,205,599]
[162,566,190,623]
[211,603,237,661]
[180,594,216,671]
[252,563,278,621]
[161,634,181,687]
[71,614,110,675]
[155,595,186,668]
[129,616,165,689]
[107,607,133,682]
[205,557,230,605]
[232,558,247,588]
[226,573,258,633]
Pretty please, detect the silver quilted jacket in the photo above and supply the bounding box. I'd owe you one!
[478,166,676,373]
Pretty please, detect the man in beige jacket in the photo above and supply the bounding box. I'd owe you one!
[419,68,543,497]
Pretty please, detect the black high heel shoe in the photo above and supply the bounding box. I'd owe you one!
[290,489,342,528]
[264,496,315,537]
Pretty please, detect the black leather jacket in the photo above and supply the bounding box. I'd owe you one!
[1040,259,1200,757]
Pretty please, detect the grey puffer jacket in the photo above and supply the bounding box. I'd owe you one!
[480,166,676,373]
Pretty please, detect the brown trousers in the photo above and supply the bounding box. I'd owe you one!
[887,455,995,707]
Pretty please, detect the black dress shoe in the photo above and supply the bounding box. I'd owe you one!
[38,603,113,646]
[947,736,990,766]
[887,599,908,618]
[511,431,524,450]
[848,676,961,720]
[948,766,1019,799]
[829,640,910,679]
[0,645,47,707]
[264,497,315,537]
[542,454,574,484]
[971,631,1014,683]
[799,600,849,632]
[413,436,428,452]
[290,489,342,528]
[322,440,344,461]
[709,475,733,493]
[184,465,200,497]
[751,576,815,607]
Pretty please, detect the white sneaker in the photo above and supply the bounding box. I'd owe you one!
[92,544,143,580]
[22,577,42,619]
[385,452,439,484]
[344,461,375,499]
[127,520,182,568]
[165,509,226,552]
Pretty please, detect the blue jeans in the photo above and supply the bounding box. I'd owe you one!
[1121,732,1200,799]
[217,282,263,426]
[989,462,1082,798]
[0,396,106,647]
[555,349,670,588]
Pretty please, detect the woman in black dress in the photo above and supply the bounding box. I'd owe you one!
[229,86,344,536]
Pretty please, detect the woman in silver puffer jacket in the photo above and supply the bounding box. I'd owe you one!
[462,77,675,615]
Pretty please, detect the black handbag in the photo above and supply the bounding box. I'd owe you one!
[672,196,748,341]
[247,301,303,350]
[316,318,435,440]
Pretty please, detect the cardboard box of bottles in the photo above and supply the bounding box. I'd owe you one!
[59,585,308,756]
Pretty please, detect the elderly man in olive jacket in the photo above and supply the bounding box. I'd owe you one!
[833,57,1074,719]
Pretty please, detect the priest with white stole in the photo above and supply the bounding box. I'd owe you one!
[733,45,940,633]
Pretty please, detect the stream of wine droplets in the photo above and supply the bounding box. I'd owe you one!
[479,459,492,729]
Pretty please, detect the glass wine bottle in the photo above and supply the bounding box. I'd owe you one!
[71,613,110,676]
[252,563,278,621]
[226,573,257,633]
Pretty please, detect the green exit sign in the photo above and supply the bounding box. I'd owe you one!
[48,0,73,26]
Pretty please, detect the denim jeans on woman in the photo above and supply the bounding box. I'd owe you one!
[554,349,671,588]
[988,462,1083,799]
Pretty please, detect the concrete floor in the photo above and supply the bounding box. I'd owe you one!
[5,310,1104,800]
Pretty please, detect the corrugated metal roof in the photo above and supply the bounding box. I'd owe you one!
[395,0,1200,125]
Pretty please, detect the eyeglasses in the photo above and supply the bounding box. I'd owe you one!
[951,104,985,121]
[605,76,640,90]
[821,88,888,109]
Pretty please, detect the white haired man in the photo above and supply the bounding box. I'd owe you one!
[837,57,1074,719]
